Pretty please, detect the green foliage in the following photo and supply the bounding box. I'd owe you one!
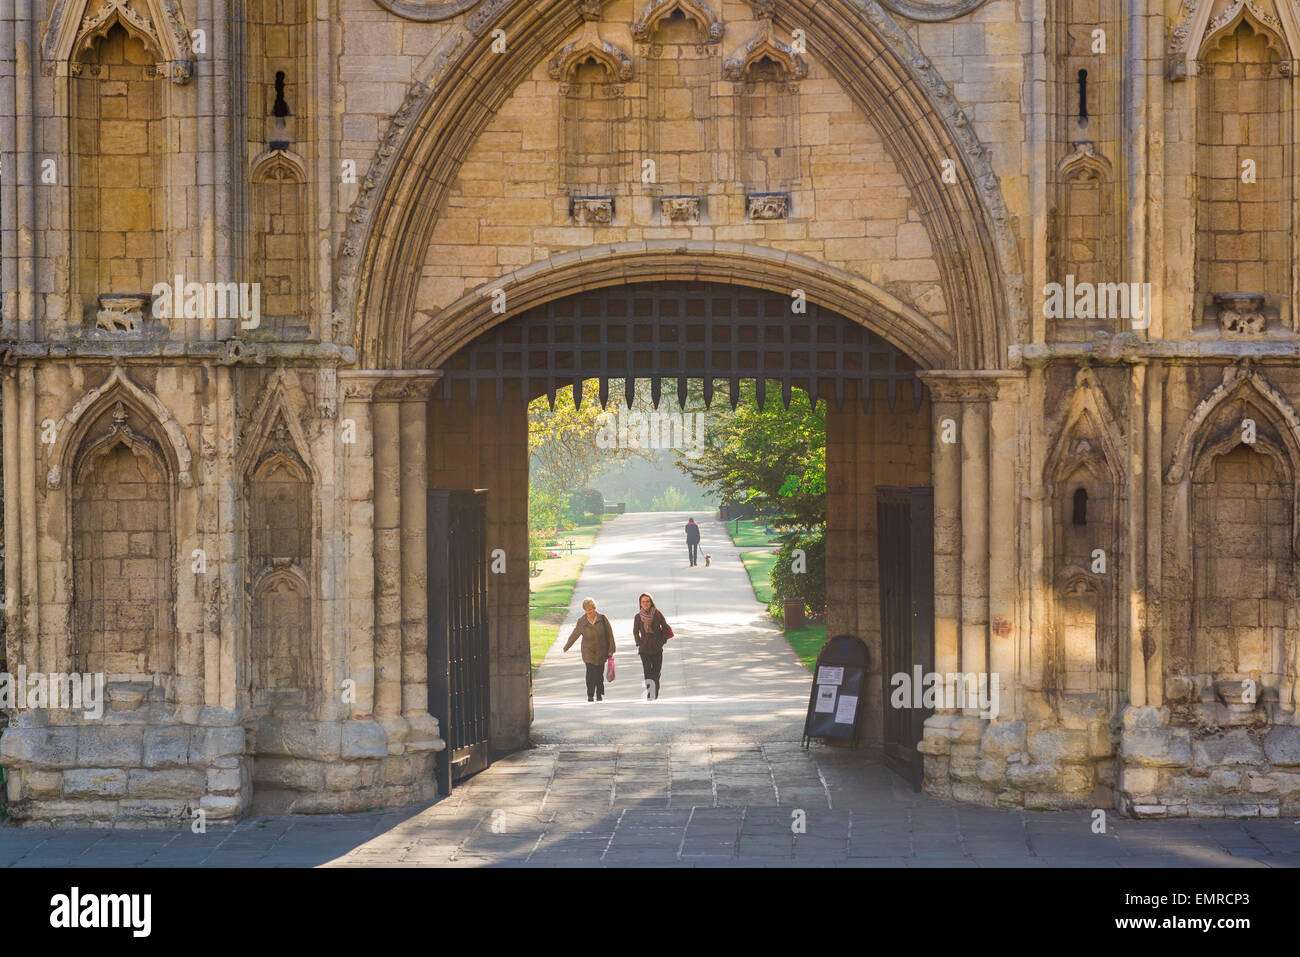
[565,487,605,522]
[768,531,826,621]
[676,386,825,531]
[529,485,565,537]
[650,485,690,511]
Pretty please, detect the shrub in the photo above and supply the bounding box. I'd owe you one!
[768,530,826,622]
[564,487,605,523]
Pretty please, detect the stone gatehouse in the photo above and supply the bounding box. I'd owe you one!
[2,0,1300,825]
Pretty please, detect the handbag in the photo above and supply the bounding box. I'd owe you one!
[606,655,616,682]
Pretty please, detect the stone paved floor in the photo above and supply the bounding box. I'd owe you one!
[3,512,1300,866]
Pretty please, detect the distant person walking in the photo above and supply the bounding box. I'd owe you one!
[633,592,672,700]
[685,517,701,566]
[563,598,615,702]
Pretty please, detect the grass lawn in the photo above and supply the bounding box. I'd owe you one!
[528,554,589,673]
[726,518,782,548]
[785,624,828,672]
[739,548,779,604]
[535,516,610,556]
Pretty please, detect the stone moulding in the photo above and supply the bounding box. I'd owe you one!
[1168,0,1299,80]
[631,0,724,44]
[660,195,702,223]
[547,22,634,82]
[571,196,615,224]
[746,192,788,220]
[874,0,996,22]
[45,365,194,490]
[42,0,196,82]
[371,0,483,20]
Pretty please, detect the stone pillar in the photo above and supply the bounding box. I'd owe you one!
[987,374,1025,712]
[926,379,962,682]
[339,372,379,719]
[399,375,442,751]
[372,384,407,751]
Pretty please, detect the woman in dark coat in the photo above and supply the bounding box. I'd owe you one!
[633,592,671,700]
[563,597,615,702]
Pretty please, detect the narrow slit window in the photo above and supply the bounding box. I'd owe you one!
[1077,69,1089,122]
[1072,487,1088,526]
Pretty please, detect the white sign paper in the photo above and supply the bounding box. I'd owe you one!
[816,666,844,687]
[834,694,858,725]
[815,685,836,713]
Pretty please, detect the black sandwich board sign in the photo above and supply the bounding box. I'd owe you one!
[801,634,869,749]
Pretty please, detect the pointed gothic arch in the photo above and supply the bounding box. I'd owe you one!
[343,0,1023,371]
[631,0,724,44]
[42,0,195,81]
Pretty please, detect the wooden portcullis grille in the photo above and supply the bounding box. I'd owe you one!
[437,281,924,411]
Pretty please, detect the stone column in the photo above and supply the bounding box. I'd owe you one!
[398,374,442,751]
[339,372,380,719]
[372,382,406,751]
[924,378,962,681]
[987,374,1025,713]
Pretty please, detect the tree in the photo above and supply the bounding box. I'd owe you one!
[675,384,826,531]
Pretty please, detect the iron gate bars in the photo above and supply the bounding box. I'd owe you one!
[437,281,923,413]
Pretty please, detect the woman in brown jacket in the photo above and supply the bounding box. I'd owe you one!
[563,597,616,701]
[633,592,671,700]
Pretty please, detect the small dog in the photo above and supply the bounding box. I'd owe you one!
[704,554,712,566]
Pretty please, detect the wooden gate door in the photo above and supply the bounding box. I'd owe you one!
[876,486,935,791]
[428,488,491,796]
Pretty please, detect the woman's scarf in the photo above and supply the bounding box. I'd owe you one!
[637,596,656,630]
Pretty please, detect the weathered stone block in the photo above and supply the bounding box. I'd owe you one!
[199,794,245,820]
[1194,730,1265,768]
[118,799,191,823]
[255,720,338,761]
[1121,767,1158,795]
[127,769,205,798]
[1006,762,1058,790]
[979,720,1025,759]
[325,762,363,791]
[143,727,190,768]
[204,767,242,795]
[1263,727,1300,767]
[24,770,64,799]
[1122,729,1191,768]
[193,726,246,761]
[252,757,326,792]
[1,727,79,769]
[76,727,143,768]
[63,769,127,798]
[1028,728,1090,765]
[341,719,388,760]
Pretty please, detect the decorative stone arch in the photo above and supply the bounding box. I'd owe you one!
[547,28,634,84]
[1168,0,1299,79]
[722,13,808,82]
[41,0,195,81]
[66,391,180,680]
[1056,142,1112,185]
[403,242,955,372]
[46,365,193,490]
[250,149,308,184]
[1166,363,1300,555]
[631,0,724,44]
[342,0,1024,372]
[1042,368,1127,706]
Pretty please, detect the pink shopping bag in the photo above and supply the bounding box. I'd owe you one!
[606,655,616,683]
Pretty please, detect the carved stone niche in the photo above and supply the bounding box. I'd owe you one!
[660,195,701,224]
[95,293,151,333]
[571,196,614,225]
[747,192,789,220]
[1214,293,1267,336]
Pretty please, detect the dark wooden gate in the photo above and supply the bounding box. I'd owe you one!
[876,486,935,791]
[427,488,491,796]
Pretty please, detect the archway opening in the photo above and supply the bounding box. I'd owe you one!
[423,279,934,782]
